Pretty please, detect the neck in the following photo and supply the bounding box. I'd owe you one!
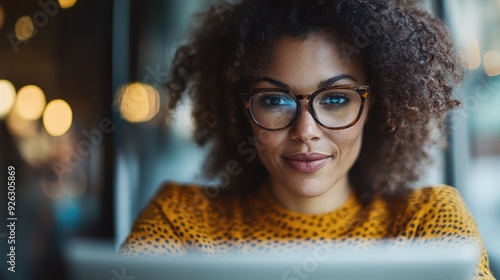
[269,176,352,214]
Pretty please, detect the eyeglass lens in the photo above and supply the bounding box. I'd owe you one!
[248,89,362,129]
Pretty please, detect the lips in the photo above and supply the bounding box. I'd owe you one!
[282,153,331,173]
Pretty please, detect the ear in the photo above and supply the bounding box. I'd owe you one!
[240,101,251,119]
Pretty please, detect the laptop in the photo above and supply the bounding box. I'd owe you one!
[64,239,480,280]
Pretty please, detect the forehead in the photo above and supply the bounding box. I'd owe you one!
[256,32,367,91]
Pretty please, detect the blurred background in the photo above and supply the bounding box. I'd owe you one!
[0,0,499,279]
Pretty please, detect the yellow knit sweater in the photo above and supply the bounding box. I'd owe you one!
[120,182,495,280]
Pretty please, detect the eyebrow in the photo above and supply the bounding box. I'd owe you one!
[252,74,358,89]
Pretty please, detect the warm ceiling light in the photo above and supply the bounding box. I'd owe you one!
[464,35,481,70]
[484,51,500,77]
[58,0,78,9]
[15,85,46,120]
[43,99,73,136]
[0,80,16,119]
[15,16,35,41]
[116,82,160,123]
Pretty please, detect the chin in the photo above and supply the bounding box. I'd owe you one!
[288,179,331,198]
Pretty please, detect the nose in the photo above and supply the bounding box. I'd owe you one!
[289,102,323,143]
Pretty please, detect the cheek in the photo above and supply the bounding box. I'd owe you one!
[249,120,283,148]
[334,105,369,152]
[254,129,280,148]
[249,124,286,165]
[328,124,365,157]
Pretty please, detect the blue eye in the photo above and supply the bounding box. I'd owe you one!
[321,95,348,105]
[258,95,293,107]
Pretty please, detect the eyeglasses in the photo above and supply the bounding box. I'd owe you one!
[240,85,370,131]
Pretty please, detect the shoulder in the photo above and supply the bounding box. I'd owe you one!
[120,181,226,256]
[379,185,468,220]
[151,181,240,218]
[405,186,495,279]
[392,185,484,255]
[373,185,473,232]
[405,184,472,220]
[404,184,464,209]
[154,180,205,199]
[403,184,479,237]
[152,181,211,211]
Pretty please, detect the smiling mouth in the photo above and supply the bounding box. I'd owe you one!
[282,153,332,173]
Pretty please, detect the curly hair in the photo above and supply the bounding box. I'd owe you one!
[164,0,463,213]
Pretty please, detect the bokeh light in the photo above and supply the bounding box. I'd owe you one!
[0,80,16,119]
[43,99,73,136]
[58,0,78,9]
[41,179,64,200]
[484,51,500,77]
[16,132,52,168]
[464,35,481,70]
[116,82,160,123]
[42,166,87,200]
[15,85,46,120]
[0,4,5,31]
[6,108,38,138]
[15,16,35,41]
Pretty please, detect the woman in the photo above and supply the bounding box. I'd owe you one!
[120,0,494,279]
